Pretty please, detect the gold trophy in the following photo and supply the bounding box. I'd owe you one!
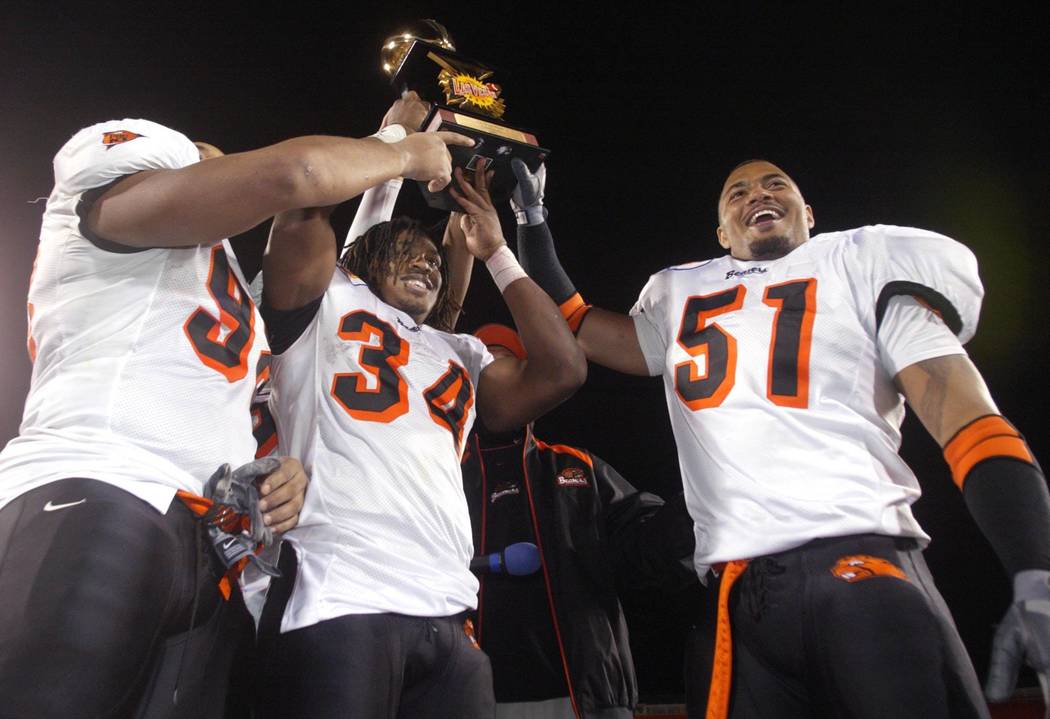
[381,20,550,211]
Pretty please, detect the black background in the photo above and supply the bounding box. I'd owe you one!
[1,0,1047,702]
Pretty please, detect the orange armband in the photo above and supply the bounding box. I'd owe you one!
[559,293,593,334]
[943,415,1035,490]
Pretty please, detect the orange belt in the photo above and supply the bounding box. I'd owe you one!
[176,490,251,600]
[706,559,749,719]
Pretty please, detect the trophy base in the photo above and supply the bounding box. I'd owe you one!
[418,106,549,213]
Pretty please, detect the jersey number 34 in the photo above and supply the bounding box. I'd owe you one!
[330,311,474,450]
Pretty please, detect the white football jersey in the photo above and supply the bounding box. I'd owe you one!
[630,225,983,569]
[0,119,269,512]
[269,270,493,629]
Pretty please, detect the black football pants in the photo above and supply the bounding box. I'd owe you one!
[0,478,250,719]
[686,534,989,719]
[255,544,495,719]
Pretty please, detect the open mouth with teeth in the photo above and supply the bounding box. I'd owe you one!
[401,273,434,294]
[746,207,784,229]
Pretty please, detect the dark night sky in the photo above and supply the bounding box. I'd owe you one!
[1,0,1047,701]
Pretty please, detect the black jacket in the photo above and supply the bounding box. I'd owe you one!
[462,428,695,715]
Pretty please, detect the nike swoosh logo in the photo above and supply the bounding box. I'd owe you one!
[43,499,87,512]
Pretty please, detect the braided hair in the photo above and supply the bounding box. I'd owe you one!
[338,216,459,332]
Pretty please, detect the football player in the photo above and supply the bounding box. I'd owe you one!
[511,158,1049,719]
[252,158,586,717]
[0,115,471,718]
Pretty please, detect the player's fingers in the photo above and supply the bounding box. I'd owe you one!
[449,184,481,214]
[258,457,307,509]
[259,473,306,515]
[427,173,452,192]
[475,166,492,195]
[1036,671,1050,719]
[985,614,1024,702]
[268,513,301,536]
[453,167,485,205]
[262,495,302,530]
[436,131,475,148]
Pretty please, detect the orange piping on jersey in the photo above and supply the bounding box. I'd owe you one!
[912,295,945,321]
[522,427,582,719]
[674,286,745,411]
[762,278,817,409]
[26,303,37,363]
[558,293,593,334]
[26,252,39,363]
[706,559,749,719]
[331,316,410,424]
[943,415,1034,489]
[533,440,594,469]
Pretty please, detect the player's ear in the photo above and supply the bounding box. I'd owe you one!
[716,225,730,250]
[805,205,815,229]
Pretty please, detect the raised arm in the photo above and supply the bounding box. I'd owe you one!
[510,160,650,376]
[87,130,474,249]
[450,168,586,432]
[441,212,474,327]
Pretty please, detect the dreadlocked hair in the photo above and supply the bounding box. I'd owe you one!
[338,216,460,332]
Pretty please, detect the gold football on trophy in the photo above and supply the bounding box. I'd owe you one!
[381,19,456,77]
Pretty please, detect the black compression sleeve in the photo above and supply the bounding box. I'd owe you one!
[260,296,323,355]
[515,221,578,305]
[962,457,1050,577]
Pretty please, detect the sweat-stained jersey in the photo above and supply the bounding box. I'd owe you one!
[267,270,493,630]
[630,225,983,570]
[0,119,269,512]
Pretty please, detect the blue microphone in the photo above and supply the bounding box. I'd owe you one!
[470,542,541,576]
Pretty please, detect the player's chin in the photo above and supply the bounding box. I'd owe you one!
[747,234,797,260]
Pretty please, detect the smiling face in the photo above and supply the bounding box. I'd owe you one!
[376,231,443,324]
[716,160,815,261]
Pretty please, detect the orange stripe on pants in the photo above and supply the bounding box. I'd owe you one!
[706,559,749,719]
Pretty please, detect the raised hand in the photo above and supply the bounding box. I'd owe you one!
[380,90,430,133]
[396,131,474,192]
[449,166,506,260]
[510,158,547,226]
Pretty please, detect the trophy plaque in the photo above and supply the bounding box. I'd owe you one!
[381,20,550,212]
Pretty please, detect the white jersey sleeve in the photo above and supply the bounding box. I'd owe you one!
[877,295,967,377]
[852,225,983,344]
[630,264,710,377]
[53,119,199,195]
[343,179,404,251]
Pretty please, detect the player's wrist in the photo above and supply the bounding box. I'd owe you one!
[372,124,408,144]
[1013,569,1050,601]
[484,245,527,292]
[514,206,547,226]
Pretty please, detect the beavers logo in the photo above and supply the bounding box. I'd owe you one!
[556,467,589,488]
[831,555,908,583]
[101,130,144,149]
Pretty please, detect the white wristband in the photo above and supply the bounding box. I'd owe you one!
[371,124,408,144]
[484,245,528,293]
